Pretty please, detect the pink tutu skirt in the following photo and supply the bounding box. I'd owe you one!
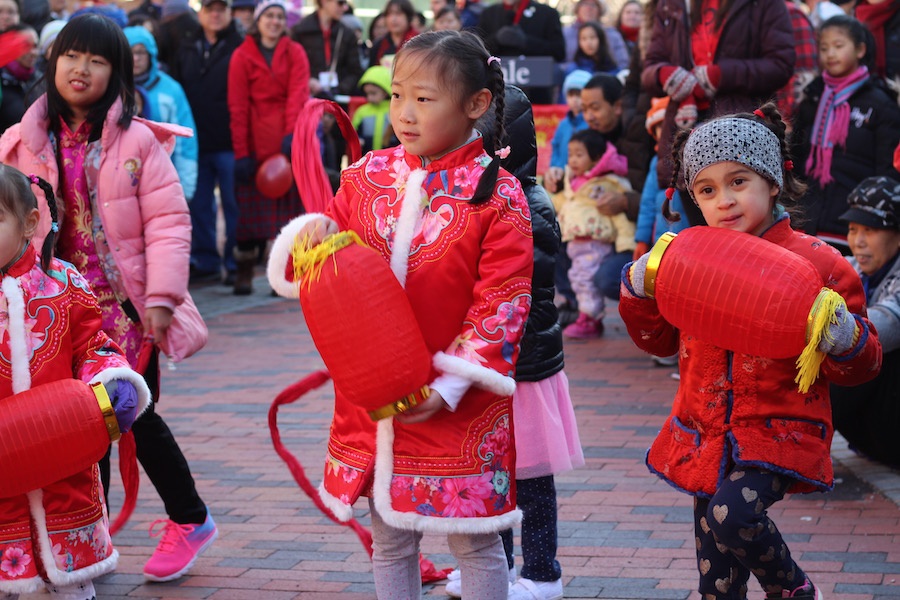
[513,371,584,480]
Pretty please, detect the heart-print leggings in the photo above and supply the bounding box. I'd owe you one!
[692,467,811,599]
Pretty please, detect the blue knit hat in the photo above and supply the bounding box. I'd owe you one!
[563,70,592,96]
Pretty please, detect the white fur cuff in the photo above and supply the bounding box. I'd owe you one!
[433,352,516,397]
[90,367,152,421]
[267,213,330,298]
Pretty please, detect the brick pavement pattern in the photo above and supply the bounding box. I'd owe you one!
[24,278,900,600]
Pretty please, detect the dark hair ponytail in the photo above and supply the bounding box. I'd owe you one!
[471,57,506,205]
[662,127,699,224]
[30,176,60,272]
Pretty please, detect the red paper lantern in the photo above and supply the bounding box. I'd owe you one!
[643,227,847,392]
[0,379,118,498]
[295,231,433,420]
[256,153,293,199]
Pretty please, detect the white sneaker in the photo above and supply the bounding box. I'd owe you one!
[445,577,462,598]
[444,566,516,597]
[507,577,564,600]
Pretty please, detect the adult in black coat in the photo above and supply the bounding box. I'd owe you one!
[476,0,565,104]
[291,0,363,96]
[170,8,244,281]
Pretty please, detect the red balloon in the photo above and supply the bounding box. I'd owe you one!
[256,153,293,199]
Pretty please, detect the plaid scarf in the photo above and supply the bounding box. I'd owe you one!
[805,66,870,186]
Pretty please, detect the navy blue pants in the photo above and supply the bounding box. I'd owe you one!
[694,467,809,599]
[500,475,561,582]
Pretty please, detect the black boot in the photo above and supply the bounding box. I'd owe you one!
[233,248,257,296]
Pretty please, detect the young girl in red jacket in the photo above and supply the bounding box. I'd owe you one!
[0,14,217,584]
[619,104,882,599]
[268,30,533,600]
[0,165,151,600]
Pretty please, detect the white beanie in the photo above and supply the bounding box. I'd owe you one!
[253,0,287,21]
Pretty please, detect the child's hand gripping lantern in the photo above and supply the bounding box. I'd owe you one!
[641,227,851,393]
[0,379,121,498]
[292,230,433,420]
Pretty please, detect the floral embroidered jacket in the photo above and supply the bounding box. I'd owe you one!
[0,245,150,593]
[619,218,882,497]
[269,138,534,534]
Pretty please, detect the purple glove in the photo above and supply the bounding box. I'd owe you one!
[106,379,139,434]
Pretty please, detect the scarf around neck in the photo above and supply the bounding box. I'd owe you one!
[805,65,870,186]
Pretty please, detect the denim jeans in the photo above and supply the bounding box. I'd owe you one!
[594,249,632,301]
[191,151,237,274]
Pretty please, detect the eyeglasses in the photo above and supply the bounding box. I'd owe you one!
[336,0,347,5]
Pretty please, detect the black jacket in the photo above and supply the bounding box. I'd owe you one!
[794,76,900,238]
[482,85,565,382]
[291,13,363,96]
[170,20,244,154]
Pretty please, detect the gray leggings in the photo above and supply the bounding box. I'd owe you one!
[369,498,509,599]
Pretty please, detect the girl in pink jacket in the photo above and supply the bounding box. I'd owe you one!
[0,14,216,584]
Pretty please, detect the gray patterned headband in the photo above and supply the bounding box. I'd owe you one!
[682,117,783,195]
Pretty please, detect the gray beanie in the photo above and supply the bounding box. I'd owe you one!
[682,117,783,196]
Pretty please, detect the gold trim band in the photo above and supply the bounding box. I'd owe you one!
[644,231,677,299]
[91,381,121,442]
[369,386,431,421]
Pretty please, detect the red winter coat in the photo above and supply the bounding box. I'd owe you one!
[268,139,534,534]
[641,0,795,188]
[227,34,310,162]
[0,246,150,594]
[619,219,882,497]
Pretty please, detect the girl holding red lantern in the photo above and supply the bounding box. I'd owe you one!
[269,30,533,600]
[0,165,151,600]
[619,104,882,599]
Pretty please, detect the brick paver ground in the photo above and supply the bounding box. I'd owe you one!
[24,274,900,599]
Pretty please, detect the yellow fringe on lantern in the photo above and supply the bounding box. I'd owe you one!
[291,230,363,287]
[794,288,847,393]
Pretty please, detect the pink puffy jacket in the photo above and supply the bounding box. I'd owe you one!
[0,95,192,321]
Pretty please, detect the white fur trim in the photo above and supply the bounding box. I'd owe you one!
[370,419,521,535]
[389,169,427,288]
[267,213,330,298]
[27,490,118,587]
[89,367,152,422]
[317,482,354,522]
[0,573,43,594]
[2,276,31,393]
[433,352,516,397]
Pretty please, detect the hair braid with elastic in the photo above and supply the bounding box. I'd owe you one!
[32,176,59,272]
[663,127,692,223]
[471,60,506,205]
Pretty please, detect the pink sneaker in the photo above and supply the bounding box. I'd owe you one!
[767,579,823,599]
[143,513,218,582]
[563,313,603,339]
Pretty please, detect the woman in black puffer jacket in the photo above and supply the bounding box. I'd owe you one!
[459,85,584,600]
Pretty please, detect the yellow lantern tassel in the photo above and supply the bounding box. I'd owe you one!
[794,288,847,393]
[291,230,364,288]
